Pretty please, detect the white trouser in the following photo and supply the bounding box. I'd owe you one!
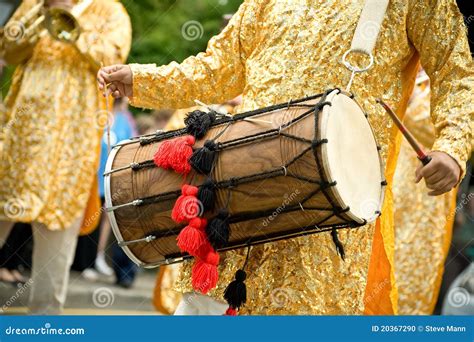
[0,217,82,314]
[174,292,228,315]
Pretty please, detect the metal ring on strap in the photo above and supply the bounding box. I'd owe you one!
[342,50,374,73]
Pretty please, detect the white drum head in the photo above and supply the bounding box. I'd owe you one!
[320,90,384,224]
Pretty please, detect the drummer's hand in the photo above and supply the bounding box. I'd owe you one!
[97,64,133,98]
[415,151,461,196]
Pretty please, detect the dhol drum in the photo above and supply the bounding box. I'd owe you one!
[105,89,385,268]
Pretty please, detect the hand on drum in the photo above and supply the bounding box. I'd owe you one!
[97,65,133,98]
[415,151,461,196]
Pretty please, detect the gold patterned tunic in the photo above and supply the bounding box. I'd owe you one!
[0,0,131,230]
[130,0,473,314]
[393,70,458,315]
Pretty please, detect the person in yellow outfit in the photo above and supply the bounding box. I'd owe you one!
[99,0,473,315]
[0,0,131,314]
[393,69,460,315]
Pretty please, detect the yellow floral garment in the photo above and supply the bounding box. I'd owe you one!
[393,69,458,315]
[0,0,131,230]
[130,0,473,314]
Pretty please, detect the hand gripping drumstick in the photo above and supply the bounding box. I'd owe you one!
[376,99,432,166]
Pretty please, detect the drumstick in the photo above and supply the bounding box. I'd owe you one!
[376,99,431,166]
[101,62,112,154]
[105,88,111,154]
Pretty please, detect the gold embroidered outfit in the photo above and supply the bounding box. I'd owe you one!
[130,0,473,314]
[393,70,458,314]
[0,0,131,230]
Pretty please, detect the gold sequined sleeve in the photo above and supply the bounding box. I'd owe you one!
[74,1,132,69]
[129,0,259,110]
[407,0,474,177]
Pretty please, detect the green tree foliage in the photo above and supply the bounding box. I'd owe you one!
[122,0,242,64]
[1,0,242,97]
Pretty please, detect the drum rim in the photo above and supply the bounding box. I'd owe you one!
[319,90,385,224]
[104,141,181,268]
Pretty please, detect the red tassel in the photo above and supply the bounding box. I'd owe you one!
[225,307,238,316]
[153,135,195,175]
[172,184,200,223]
[176,217,208,255]
[192,249,220,294]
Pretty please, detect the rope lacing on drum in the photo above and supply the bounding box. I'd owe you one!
[109,90,371,259]
[106,93,340,218]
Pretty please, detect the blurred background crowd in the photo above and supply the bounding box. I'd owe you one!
[0,0,472,315]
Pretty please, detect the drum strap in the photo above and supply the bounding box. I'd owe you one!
[351,0,390,55]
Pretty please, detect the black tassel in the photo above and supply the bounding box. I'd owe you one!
[185,110,216,139]
[224,269,247,309]
[190,140,218,175]
[197,178,216,212]
[206,209,230,249]
[331,228,345,260]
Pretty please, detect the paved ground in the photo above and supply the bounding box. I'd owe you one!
[0,269,159,315]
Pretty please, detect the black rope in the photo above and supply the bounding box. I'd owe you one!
[131,160,156,171]
[145,218,364,258]
[132,163,336,208]
[123,105,323,175]
[137,93,325,146]
[119,91,352,229]
[242,245,251,269]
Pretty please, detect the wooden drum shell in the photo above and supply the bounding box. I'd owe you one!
[105,90,385,267]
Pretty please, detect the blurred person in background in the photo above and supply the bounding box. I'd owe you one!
[456,0,473,54]
[0,7,31,290]
[0,222,31,286]
[135,114,156,136]
[440,171,473,315]
[0,0,131,313]
[436,0,474,315]
[73,97,137,285]
[151,109,173,131]
[393,68,460,315]
[98,97,138,288]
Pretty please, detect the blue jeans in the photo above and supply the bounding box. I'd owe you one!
[113,240,138,284]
